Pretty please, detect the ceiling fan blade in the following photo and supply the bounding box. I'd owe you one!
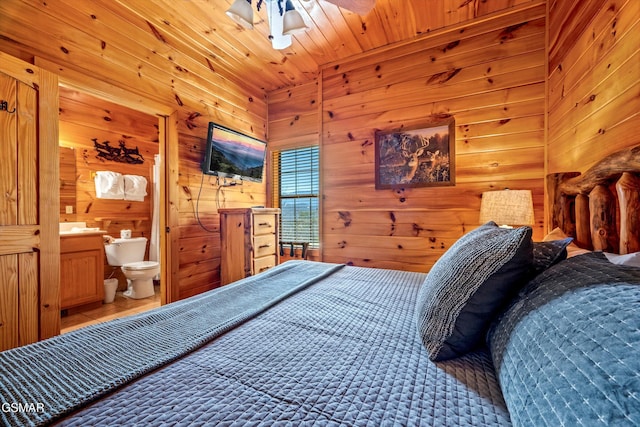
[323,0,376,15]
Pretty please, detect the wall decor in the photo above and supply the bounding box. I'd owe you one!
[93,138,145,164]
[375,118,455,189]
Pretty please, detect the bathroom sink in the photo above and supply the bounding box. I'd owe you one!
[60,229,106,235]
[60,221,86,233]
[59,223,106,235]
[71,227,102,233]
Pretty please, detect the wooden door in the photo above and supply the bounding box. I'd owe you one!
[0,52,59,351]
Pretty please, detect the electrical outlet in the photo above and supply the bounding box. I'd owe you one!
[65,205,74,214]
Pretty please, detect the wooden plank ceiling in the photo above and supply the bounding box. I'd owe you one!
[0,0,531,95]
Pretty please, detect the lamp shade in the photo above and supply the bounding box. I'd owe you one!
[479,189,534,227]
[226,0,254,30]
[267,0,292,49]
[282,0,308,35]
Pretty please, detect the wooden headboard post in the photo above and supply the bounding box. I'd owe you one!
[617,172,640,254]
[546,146,640,255]
[589,185,618,252]
[546,172,579,240]
[574,193,591,249]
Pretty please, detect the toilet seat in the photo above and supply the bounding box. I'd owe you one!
[122,261,159,271]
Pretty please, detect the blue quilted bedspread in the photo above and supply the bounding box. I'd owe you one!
[52,263,510,426]
[489,252,640,426]
[1,261,343,426]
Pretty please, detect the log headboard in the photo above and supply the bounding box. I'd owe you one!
[546,146,640,255]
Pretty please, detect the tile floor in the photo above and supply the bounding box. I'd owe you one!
[60,286,161,334]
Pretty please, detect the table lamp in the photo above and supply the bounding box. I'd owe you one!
[479,189,534,228]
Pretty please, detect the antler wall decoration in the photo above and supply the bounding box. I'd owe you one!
[93,138,145,164]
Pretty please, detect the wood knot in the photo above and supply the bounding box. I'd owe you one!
[338,211,352,227]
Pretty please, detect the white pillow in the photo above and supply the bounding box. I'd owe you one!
[542,227,590,257]
[604,252,640,267]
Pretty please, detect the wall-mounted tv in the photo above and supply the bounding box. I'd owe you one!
[201,122,267,183]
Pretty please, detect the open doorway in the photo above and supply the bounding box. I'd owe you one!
[57,86,169,332]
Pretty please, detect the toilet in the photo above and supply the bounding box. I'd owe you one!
[104,237,159,299]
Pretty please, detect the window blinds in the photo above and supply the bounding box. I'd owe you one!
[273,146,319,247]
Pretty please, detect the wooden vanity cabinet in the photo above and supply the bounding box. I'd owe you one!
[60,234,105,310]
[219,208,280,285]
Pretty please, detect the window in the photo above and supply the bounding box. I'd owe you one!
[272,146,319,248]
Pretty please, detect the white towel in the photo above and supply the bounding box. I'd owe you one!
[123,175,148,201]
[94,171,125,199]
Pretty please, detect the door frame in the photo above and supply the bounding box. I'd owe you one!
[33,57,180,305]
[0,52,59,342]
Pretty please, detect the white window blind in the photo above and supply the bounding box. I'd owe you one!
[273,146,319,247]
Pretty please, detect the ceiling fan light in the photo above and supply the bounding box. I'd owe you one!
[282,1,308,35]
[267,0,292,49]
[271,34,293,49]
[226,0,254,30]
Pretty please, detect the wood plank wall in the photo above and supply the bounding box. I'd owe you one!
[5,0,635,293]
[0,0,268,300]
[547,0,639,175]
[59,145,76,217]
[175,127,267,298]
[57,92,269,298]
[316,4,547,271]
[268,82,321,262]
[59,88,158,235]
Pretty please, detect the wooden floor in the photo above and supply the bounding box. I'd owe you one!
[60,286,161,334]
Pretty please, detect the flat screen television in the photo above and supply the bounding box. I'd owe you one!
[201,122,267,183]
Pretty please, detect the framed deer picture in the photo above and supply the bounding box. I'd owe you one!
[374,118,455,189]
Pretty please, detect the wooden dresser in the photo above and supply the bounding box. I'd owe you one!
[219,208,281,285]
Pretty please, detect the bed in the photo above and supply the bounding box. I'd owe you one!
[1,147,639,426]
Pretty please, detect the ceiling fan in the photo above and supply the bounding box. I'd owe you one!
[322,0,376,15]
[225,0,376,49]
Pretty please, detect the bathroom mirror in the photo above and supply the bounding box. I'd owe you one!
[59,146,77,219]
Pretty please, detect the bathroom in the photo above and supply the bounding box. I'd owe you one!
[59,87,161,331]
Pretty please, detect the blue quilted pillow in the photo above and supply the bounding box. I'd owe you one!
[416,221,533,361]
[488,252,640,426]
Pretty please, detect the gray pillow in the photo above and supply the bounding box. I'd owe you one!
[416,221,533,361]
[532,238,572,274]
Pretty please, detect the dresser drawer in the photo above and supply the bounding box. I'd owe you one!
[253,214,277,236]
[254,234,276,258]
[253,255,277,275]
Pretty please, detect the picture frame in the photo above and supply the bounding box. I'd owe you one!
[374,118,455,189]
